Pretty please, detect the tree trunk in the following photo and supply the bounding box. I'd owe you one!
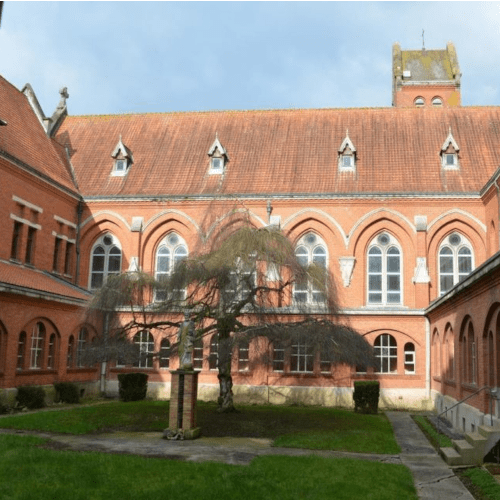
[217,334,236,412]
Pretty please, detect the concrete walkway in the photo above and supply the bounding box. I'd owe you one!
[386,412,474,500]
[1,412,475,499]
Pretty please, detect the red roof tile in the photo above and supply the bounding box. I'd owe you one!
[56,106,500,198]
[0,260,90,303]
[0,76,77,192]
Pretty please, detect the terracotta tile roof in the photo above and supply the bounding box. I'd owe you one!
[0,76,77,192]
[0,260,90,303]
[55,106,500,198]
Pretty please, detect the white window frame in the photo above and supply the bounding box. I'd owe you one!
[134,330,154,369]
[367,233,402,306]
[339,153,355,172]
[438,233,474,296]
[30,322,45,369]
[111,158,129,177]
[272,342,285,372]
[374,333,397,374]
[293,233,328,305]
[442,153,458,169]
[238,341,250,372]
[159,338,171,369]
[209,156,224,174]
[291,340,314,373]
[404,342,415,374]
[154,232,188,302]
[77,327,87,367]
[89,234,122,290]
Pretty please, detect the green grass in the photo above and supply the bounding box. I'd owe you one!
[0,400,400,454]
[412,414,453,449]
[0,434,417,500]
[459,467,500,500]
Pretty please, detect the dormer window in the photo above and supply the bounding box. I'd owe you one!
[444,153,457,167]
[114,159,127,174]
[441,128,460,170]
[211,157,224,173]
[208,133,229,175]
[338,130,356,172]
[111,136,133,177]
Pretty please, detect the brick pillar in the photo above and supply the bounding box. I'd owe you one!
[163,370,200,440]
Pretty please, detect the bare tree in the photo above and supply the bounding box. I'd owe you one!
[86,212,375,410]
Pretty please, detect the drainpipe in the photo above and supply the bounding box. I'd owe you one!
[495,179,500,251]
[100,312,110,394]
[426,316,431,400]
[75,199,83,284]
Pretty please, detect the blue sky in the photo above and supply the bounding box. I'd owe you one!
[1,2,499,116]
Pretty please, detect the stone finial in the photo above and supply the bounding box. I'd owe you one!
[57,87,69,110]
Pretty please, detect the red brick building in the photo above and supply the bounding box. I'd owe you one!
[2,43,500,430]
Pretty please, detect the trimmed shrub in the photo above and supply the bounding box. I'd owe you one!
[54,382,80,404]
[353,381,380,414]
[16,386,46,410]
[118,373,148,402]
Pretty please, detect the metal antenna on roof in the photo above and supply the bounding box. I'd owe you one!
[422,29,425,51]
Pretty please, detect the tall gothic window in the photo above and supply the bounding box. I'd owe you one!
[293,232,327,305]
[367,233,402,305]
[439,233,474,295]
[155,233,188,302]
[89,234,122,289]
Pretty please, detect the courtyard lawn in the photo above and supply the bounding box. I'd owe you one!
[0,434,417,500]
[0,400,400,454]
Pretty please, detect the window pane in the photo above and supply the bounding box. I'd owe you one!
[369,275,382,291]
[440,275,454,293]
[440,256,453,274]
[92,254,105,272]
[387,275,400,291]
[387,256,400,273]
[458,255,472,274]
[108,255,121,273]
[369,255,382,273]
[368,292,382,304]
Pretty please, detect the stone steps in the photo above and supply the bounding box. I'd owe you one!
[440,425,500,465]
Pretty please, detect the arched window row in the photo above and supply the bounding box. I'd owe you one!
[87,228,476,310]
[16,322,63,371]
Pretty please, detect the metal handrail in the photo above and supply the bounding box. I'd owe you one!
[437,385,494,434]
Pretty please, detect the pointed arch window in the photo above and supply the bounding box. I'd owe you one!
[293,232,327,305]
[90,234,122,289]
[155,232,188,302]
[438,233,474,295]
[367,233,402,305]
